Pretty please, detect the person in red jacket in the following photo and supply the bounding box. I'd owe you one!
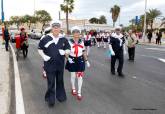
[20,28,28,58]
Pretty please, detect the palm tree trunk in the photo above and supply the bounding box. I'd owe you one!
[113,21,115,27]
[151,21,153,31]
[66,11,69,35]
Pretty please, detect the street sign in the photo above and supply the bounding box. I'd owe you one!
[135,16,141,25]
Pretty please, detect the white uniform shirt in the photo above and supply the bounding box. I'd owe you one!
[69,39,85,57]
[84,34,92,41]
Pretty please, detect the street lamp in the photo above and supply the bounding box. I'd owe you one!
[1,0,4,22]
[143,0,147,42]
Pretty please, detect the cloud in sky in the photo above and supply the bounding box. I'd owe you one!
[1,0,165,26]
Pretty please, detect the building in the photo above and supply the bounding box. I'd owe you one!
[60,19,114,32]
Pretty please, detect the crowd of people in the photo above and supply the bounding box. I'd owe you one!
[147,30,163,45]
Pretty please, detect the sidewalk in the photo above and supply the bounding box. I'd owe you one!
[138,38,165,46]
[0,38,10,114]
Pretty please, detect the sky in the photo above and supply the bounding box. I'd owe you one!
[1,0,165,26]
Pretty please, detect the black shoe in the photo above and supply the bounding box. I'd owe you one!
[111,72,115,75]
[57,97,67,103]
[118,73,125,77]
[48,102,55,107]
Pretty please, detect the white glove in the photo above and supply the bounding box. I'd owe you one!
[86,61,90,68]
[109,45,115,56]
[38,50,51,61]
[59,49,65,55]
[124,50,127,55]
[123,45,127,55]
[65,49,70,55]
[68,58,74,63]
[111,50,115,56]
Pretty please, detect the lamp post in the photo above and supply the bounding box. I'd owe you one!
[1,0,4,22]
[143,0,147,42]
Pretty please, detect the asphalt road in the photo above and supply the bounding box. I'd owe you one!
[13,39,165,114]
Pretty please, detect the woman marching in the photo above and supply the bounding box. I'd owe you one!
[65,26,90,101]
[84,31,92,56]
[96,32,102,48]
[103,32,109,49]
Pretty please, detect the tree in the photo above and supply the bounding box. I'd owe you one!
[9,16,22,29]
[147,9,161,30]
[110,5,120,27]
[160,17,165,27]
[89,17,99,24]
[99,15,107,24]
[35,10,52,30]
[61,0,74,34]
[22,15,37,30]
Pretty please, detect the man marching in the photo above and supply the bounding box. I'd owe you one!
[109,26,126,77]
[65,26,90,101]
[38,20,70,107]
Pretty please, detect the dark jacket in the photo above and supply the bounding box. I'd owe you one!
[38,35,70,72]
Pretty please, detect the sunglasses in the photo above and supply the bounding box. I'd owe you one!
[72,29,80,34]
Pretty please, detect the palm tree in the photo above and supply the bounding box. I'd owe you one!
[147,9,161,30]
[160,17,165,27]
[110,5,120,27]
[61,0,74,35]
[35,10,52,31]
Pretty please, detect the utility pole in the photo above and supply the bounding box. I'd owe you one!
[1,0,4,22]
[143,0,147,42]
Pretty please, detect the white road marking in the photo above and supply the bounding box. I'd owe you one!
[145,48,165,51]
[158,58,165,63]
[10,43,25,114]
[132,76,137,79]
[140,55,165,64]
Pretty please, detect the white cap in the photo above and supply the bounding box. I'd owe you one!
[115,26,122,30]
[50,20,62,27]
[71,26,81,33]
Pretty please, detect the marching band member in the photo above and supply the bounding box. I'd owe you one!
[65,26,90,101]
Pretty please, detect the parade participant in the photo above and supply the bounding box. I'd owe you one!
[109,26,126,77]
[103,32,109,49]
[84,31,91,56]
[96,32,102,48]
[65,26,90,101]
[40,27,52,78]
[127,30,137,61]
[38,20,70,107]
[20,28,28,58]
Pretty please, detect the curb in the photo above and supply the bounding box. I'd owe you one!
[9,43,25,114]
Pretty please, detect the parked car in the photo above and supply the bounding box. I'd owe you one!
[29,29,43,39]
[9,26,19,43]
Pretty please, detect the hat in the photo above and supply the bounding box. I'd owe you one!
[71,26,81,33]
[50,20,62,28]
[115,26,122,30]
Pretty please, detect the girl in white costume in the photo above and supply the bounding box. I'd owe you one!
[65,26,90,101]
